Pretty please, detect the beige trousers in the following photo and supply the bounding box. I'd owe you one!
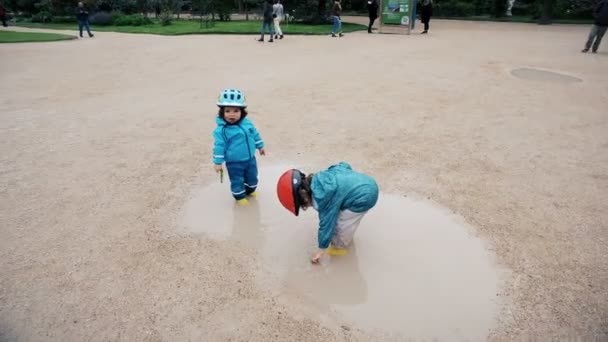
[273,17,283,36]
[331,209,367,248]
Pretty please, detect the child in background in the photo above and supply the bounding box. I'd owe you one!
[212,89,266,206]
[277,162,379,263]
[331,0,344,37]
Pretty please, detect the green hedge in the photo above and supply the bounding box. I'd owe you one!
[113,14,153,26]
[434,1,477,17]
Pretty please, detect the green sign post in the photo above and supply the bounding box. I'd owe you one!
[379,0,413,34]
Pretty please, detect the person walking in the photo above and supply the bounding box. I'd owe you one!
[331,0,343,38]
[273,0,284,40]
[258,0,274,42]
[582,0,608,53]
[367,0,379,33]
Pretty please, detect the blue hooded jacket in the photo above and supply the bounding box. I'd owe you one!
[311,162,379,249]
[212,117,264,164]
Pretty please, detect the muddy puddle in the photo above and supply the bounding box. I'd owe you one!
[178,164,503,340]
[511,67,582,83]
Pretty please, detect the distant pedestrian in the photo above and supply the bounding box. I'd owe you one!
[258,0,274,42]
[582,0,608,53]
[419,0,433,34]
[367,0,379,33]
[273,0,284,40]
[331,0,343,38]
[75,2,94,38]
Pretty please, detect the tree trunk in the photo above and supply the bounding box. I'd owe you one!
[538,0,553,25]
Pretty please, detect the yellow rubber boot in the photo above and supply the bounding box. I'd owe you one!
[327,246,348,256]
[236,198,250,206]
[248,191,258,198]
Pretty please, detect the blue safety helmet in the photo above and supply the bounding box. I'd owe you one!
[217,88,246,108]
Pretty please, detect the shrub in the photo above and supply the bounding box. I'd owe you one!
[492,0,507,17]
[471,0,492,15]
[51,15,76,23]
[32,0,53,22]
[159,11,172,25]
[89,11,115,25]
[215,0,232,21]
[435,1,475,17]
[291,0,329,23]
[113,13,153,25]
[31,12,53,22]
[553,0,594,19]
[112,0,139,14]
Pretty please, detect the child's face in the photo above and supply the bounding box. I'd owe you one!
[223,107,242,124]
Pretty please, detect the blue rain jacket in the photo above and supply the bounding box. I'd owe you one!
[212,117,264,164]
[311,162,379,249]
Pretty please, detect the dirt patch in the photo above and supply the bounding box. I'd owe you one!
[1,19,607,341]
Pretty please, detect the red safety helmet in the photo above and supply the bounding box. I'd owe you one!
[276,168,305,216]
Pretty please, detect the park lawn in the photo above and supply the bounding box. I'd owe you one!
[18,20,367,35]
[0,30,75,43]
[437,15,591,24]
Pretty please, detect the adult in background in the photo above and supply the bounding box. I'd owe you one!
[75,2,94,38]
[258,0,274,42]
[273,0,284,40]
[582,0,608,53]
[367,0,379,33]
[419,0,433,34]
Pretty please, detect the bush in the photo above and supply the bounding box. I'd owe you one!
[434,1,475,17]
[31,12,53,22]
[32,0,53,22]
[113,13,153,25]
[553,0,594,19]
[159,10,172,25]
[112,0,139,14]
[214,0,232,21]
[492,0,507,17]
[291,0,328,23]
[511,0,536,17]
[51,15,76,23]
[472,0,492,15]
[89,11,115,25]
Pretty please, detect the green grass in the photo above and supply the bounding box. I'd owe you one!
[17,19,367,35]
[436,15,591,25]
[345,12,591,24]
[0,30,76,43]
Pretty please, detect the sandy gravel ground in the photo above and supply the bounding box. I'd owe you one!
[1,18,607,341]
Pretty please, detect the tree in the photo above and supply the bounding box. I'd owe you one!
[538,0,553,24]
[240,0,256,20]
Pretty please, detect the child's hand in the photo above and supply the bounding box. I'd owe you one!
[214,164,223,173]
[259,148,266,156]
[310,250,326,264]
